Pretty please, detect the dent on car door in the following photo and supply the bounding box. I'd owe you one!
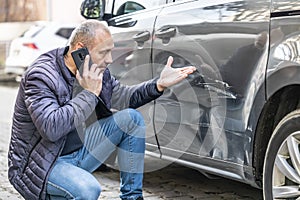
[151,0,270,164]
[108,8,161,137]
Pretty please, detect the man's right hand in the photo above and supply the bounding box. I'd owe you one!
[76,55,104,96]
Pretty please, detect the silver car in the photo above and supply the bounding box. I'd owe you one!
[82,0,300,199]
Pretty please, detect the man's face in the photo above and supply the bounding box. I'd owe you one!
[88,30,114,69]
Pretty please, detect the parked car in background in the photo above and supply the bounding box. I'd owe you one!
[4,21,76,76]
[82,0,300,199]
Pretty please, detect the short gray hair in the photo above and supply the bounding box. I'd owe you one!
[69,19,110,49]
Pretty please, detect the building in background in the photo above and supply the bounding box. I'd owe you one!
[0,0,47,22]
[0,0,84,23]
[0,0,84,40]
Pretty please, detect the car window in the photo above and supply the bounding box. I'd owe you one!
[55,28,75,39]
[116,1,145,16]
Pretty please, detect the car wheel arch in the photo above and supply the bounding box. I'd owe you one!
[252,84,300,187]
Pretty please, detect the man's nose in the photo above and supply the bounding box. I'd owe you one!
[105,52,113,64]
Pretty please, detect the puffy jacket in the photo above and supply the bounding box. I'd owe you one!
[8,47,162,199]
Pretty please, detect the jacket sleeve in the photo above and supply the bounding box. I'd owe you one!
[111,76,163,110]
[24,66,98,142]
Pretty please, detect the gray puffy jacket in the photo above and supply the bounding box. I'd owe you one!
[8,47,162,199]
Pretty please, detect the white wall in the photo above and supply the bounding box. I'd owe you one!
[47,0,86,23]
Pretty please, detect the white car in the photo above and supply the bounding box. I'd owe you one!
[5,22,77,76]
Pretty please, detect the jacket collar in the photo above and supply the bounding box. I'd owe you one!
[56,46,75,84]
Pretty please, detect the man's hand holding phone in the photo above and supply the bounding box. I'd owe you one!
[75,54,104,96]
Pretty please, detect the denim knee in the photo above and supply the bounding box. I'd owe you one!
[127,108,145,126]
[127,108,145,138]
[114,109,145,137]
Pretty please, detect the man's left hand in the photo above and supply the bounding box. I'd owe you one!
[156,56,196,92]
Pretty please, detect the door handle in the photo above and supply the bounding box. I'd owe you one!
[155,26,176,43]
[133,31,151,48]
[133,31,151,42]
[109,18,137,27]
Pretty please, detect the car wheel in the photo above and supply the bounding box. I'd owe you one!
[263,109,300,199]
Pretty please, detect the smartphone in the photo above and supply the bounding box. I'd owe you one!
[71,47,93,72]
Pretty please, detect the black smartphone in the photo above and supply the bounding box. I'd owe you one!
[71,47,93,72]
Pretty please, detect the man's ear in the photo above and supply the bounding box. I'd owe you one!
[74,42,85,50]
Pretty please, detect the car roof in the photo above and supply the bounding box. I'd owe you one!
[19,21,78,39]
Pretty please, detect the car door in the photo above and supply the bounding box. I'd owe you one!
[107,7,162,142]
[151,0,270,164]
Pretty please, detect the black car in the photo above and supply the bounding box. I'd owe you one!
[81,0,300,199]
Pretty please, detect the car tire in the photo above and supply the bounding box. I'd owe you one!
[263,109,300,200]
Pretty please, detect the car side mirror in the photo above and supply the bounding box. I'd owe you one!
[80,0,105,19]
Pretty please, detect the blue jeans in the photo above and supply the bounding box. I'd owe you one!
[46,108,145,200]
